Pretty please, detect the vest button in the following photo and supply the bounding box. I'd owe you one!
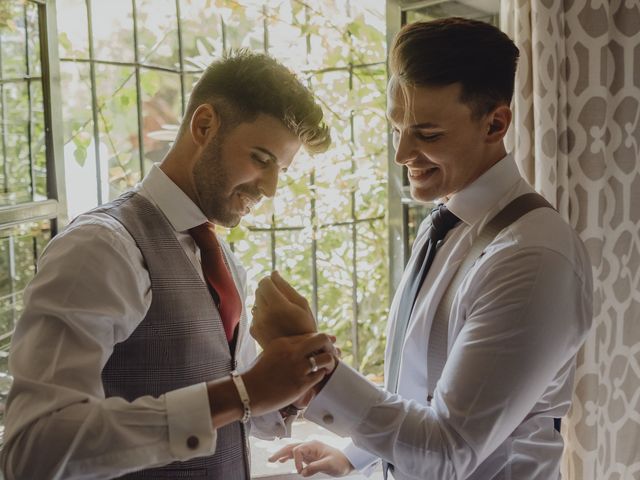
[187,435,199,449]
[323,414,334,425]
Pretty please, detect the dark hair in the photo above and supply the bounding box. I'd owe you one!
[182,50,331,154]
[390,17,519,117]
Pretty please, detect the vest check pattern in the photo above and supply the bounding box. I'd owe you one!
[97,192,248,479]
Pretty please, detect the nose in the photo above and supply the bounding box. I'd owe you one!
[258,165,279,198]
[393,130,417,166]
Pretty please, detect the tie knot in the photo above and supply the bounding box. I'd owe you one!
[189,222,219,252]
[428,204,460,243]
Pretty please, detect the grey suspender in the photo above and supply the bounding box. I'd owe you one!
[425,192,554,399]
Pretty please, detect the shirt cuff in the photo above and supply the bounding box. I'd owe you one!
[250,410,288,440]
[165,382,216,460]
[343,441,380,477]
[305,362,386,437]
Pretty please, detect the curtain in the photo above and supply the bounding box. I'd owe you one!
[500,0,640,478]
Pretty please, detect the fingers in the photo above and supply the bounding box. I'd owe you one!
[271,271,310,309]
[297,332,336,357]
[309,352,336,374]
[268,443,299,463]
[301,456,336,477]
[256,277,288,308]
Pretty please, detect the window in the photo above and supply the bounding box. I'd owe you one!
[0,0,64,442]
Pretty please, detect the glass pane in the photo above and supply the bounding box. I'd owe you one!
[95,64,140,200]
[0,219,52,434]
[353,67,387,219]
[179,0,223,68]
[264,1,308,71]
[140,69,181,171]
[221,229,272,307]
[355,219,388,380]
[31,79,46,200]
[271,150,311,229]
[274,229,313,304]
[60,61,100,218]
[56,0,89,60]
[316,225,355,364]
[406,0,498,24]
[310,71,353,225]
[136,0,179,69]
[348,0,386,64]
[25,1,40,77]
[407,204,432,248]
[0,0,27,80]
[306,0,349,69]
[91,0,135,63]
[223,3,264,52]
[0,81,31,205]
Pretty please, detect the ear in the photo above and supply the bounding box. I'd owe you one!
[189,103,221,148]
[485,104,512,144]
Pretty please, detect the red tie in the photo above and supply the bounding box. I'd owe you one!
[189,222,242,342]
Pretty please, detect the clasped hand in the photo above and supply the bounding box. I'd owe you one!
[250,271,317,348]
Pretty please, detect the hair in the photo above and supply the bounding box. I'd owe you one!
[181,49,331,154]
[390,17,519,118]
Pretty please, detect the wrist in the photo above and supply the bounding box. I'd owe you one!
[230,370,251,423]
[206,377,244,428]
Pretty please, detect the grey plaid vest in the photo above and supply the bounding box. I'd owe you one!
[96,191,248,479]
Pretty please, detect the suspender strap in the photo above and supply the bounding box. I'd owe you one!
[426,192,554,398]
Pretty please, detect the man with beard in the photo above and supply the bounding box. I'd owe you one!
[1,51,334,479]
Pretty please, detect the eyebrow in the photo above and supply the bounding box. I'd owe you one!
[410,122,442,129]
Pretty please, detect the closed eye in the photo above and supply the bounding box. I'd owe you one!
[416,132,442,142]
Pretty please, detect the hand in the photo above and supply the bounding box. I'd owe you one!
[269,440,354,477]
[251,271,317,348]
[243,333,337,416]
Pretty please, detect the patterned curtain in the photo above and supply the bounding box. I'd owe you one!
[500,1,640,479]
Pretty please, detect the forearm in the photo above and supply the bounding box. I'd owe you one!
[1,383,215,480]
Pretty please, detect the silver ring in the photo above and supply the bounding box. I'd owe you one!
[308,355,318,373]
[251,305,257,315]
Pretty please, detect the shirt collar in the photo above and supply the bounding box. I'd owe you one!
[446,153,522,226]
[139,164,207,233]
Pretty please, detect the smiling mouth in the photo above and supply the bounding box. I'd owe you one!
[408,166,438,178]
[236,192,260,211]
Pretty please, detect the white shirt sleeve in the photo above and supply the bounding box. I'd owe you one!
[0,217,217,480]
[306,246,592,479]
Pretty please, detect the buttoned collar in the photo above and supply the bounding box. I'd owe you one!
[139,164,208,233]
[445,153,522,227]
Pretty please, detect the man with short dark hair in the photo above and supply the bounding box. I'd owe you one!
[254,18,593,479]
[0,50,335,479]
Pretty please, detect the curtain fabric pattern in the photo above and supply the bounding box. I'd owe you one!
[501,1,640,478]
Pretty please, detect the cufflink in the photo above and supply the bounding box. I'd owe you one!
[187,435,199,449]
[322,414,334,425]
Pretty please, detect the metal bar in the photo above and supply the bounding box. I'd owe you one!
[175,0,186,117]
[86,0,103,205]
[8,234,16,326]
[58,59,183,75]
[131,0,145,178]
[0,76,43,84]
[348,61,359,370]
[0,31,8,197]
[262,4,269,53]
[398,0,449,11]
[0,199,58,228]
[24,2,36,202]
[42,0,69,232]
[221,17,227,52]
[386,0,407,295]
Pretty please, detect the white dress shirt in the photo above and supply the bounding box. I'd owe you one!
[1,165,287,480]
[305,154,593,480]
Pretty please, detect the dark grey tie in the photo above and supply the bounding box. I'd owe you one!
[383,204,460,479]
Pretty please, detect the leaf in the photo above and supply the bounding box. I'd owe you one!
[73,145,87,167]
